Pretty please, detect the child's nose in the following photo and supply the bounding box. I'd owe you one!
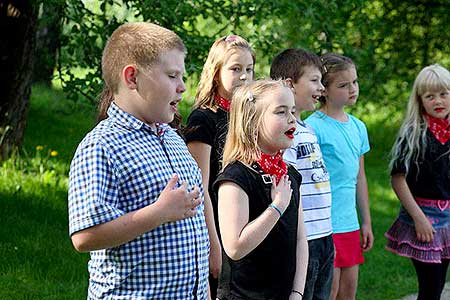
[239,73,247,81]
[288,112,296,123]
[318,82,325,92]
[177,79,186,94]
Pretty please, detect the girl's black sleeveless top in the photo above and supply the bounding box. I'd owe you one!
[214,161,302,300]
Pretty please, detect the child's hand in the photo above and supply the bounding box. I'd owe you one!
[361,222,374,251]
[271,175,292,213]
[414,215,436,243]
[157,174,202,222]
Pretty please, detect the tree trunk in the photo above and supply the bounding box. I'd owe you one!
[33,1,64,85]
[0,1,38,160]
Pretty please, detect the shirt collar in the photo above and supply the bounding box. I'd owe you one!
[107,102,170,135]
[296,119,306,127]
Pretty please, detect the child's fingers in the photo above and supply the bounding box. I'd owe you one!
[417,231,432,243]
[364,236,373,251]
[361,235,367,248]
[179,181,188,192]
[183,207,198,219]
[189,185,200,199]
[189,197,202,209]
[427,231,435,243]
[163,174,179,191]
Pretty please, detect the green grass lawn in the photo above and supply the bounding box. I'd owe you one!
[0,85,93,299]
[358,112,419,300]
[0,84,436,299]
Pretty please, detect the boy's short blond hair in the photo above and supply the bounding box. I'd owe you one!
[102,22,186,94]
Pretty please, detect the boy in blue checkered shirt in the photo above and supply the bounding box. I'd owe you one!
[68,22,210,299]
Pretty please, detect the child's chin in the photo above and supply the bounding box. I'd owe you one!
[283,140,294,149]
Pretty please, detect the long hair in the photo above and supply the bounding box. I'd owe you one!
[194,35,255,110]
[390,64,450,173]
[97,22,186,121]
[319,53,355,105]
[222,79,287,168]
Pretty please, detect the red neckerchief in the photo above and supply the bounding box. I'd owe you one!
[257,152,287,184]
[425,113,450,145]
[214,94,231,112]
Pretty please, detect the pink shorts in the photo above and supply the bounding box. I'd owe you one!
[332,230,364,268]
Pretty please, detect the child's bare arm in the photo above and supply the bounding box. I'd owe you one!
[391,174,435,242]
[187,141,222,278]
[71,174,201,252]
[356,155,374,251]
[289,194,308,300]
[218,175,292,260]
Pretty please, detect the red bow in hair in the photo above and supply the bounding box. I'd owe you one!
[214,94,231,112]
[257,152,288,184]
[425,114,450,145]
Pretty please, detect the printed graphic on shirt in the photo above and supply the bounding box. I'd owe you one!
[295,142,330,189]
[284,121,332,240]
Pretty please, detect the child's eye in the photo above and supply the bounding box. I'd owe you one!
[232,67,241,72]
[441,91,449,96]
[246,68,253,73]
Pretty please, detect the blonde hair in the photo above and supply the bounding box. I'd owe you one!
[98,22,185,121]
[390,64,450,173]
[194,35,255,110]
[222,79,288,168]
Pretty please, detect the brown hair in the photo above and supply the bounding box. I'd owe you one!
[193,35,255,110]
[319,53,355,104]
[97,22,186,121]
[270,48,322,82]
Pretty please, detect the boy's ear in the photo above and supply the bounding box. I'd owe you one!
[284,78,296,94]
[123,65,138,89]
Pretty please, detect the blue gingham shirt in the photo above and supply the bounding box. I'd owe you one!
[68,102,209,299]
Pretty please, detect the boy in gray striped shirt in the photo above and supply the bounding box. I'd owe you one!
[270,49,334,300]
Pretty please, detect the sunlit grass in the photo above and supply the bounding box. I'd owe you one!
[357,106,420,300]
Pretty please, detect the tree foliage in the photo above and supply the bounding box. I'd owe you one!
[52,0,450,109]
[33,0,65,85]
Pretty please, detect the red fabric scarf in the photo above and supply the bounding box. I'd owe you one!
[257,152,288,184]
[425,114,450,145]
[214,94,231,112]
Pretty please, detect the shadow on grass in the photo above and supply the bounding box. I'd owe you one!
[0,186,88,299]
